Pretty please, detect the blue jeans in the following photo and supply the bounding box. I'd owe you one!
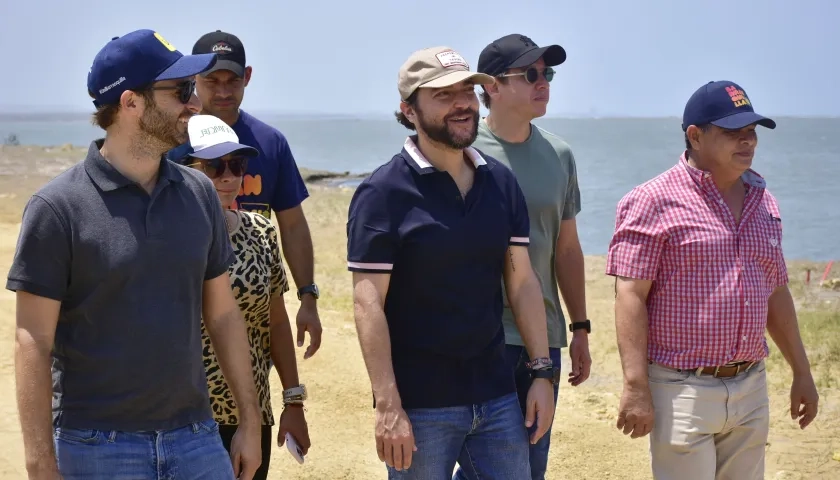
[505,345,562,480]
[54,418,235,479]
[388,392,530,479]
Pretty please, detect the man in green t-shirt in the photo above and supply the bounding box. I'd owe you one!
[464,33,592,480]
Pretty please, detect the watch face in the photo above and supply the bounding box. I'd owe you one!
[299,284,319,299]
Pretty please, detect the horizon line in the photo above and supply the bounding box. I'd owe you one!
[2,110,839,120]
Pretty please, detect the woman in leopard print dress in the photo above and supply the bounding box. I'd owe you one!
[171,114,311,480]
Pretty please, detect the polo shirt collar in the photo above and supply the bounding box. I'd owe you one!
[401,135,493,175]
[85,139,185,192]
[678,150,766,190]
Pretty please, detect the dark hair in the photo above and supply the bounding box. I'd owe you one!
[90,88,155,130]
[394,90,419,130]
[480,76,506,109]
[684,123,711,150]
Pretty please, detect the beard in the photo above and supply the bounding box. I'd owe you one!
[416,107,479,149]
[136,99,190,155]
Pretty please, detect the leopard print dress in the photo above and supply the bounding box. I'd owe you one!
[201,210,289,426]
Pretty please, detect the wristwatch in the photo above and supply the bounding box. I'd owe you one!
[297,283,319,301]
[283,384,307,405]
[530,368,557,384]
[569,320,591,333]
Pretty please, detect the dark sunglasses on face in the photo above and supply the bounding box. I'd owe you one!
[500,66,555,84]
[187,156,249,179]
[150,79,196,104]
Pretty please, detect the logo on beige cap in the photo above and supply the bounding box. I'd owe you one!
[435,50,468,69]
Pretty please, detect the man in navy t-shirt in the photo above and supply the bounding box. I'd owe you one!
[192,31,322,361]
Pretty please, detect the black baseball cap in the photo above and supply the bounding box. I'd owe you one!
[478,34,566,77]
[682,81,776,132]
[192,30,246,77]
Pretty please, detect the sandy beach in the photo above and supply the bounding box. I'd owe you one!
[0,144,837,479]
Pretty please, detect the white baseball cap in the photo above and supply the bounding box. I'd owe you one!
[184,114,258,159]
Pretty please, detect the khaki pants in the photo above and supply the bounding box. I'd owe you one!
[647,360,769,480]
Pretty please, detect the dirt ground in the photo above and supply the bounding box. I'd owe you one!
[0,145,837,479]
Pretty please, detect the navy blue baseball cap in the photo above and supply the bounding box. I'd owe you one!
[87,29,218,107]
[682,80,776,131]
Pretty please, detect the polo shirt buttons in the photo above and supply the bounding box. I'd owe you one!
[770,238,778,246]
[745,300,750,306]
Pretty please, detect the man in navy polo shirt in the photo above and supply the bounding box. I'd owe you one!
[8,30,262,479]
[191,30,322,360]
[347,46,556,479]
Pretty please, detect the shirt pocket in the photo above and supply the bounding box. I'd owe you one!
[742,215,784,281]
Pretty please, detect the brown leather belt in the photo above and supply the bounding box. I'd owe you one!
[694,361,757,378]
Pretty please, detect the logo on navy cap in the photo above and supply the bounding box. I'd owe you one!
[725,85,751,108]
[212,42,233,54]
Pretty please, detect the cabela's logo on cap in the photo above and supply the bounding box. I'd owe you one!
[212,42,233,54]
[435,50,468,69]
[726,85,751,108]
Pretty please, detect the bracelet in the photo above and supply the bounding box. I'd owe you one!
[526,357,553,370]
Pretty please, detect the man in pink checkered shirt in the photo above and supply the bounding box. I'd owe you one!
[606,80,819,480]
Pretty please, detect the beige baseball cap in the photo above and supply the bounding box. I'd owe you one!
[398,46,495,100]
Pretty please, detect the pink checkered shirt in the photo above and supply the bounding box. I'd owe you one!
[606,152,788,369]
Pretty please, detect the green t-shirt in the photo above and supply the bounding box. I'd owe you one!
[473,118,581,349]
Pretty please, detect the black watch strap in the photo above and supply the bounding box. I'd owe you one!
[297,283,319,300]
[530,368,556,384]
[569,320,591,333]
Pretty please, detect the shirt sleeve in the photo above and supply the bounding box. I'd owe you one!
[203,181,235,281]
[605,188,667,280]
[562,151,582,220]
[508,176,530,247]
[5,195,71,300]
[267,222,290,297]
[271,136,310,212]
[346,182,396,273]
[772,207,789,288]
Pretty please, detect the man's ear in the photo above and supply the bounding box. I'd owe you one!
[119,89,144,118]
[243,66,253,87]
[685,124,704,150]
[484,80,501,96]
[400,100,416,124]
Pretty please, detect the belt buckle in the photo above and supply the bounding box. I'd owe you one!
[713,366,721,378]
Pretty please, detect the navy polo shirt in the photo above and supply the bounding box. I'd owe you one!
[6,139,234,431]
[346,136,530,409]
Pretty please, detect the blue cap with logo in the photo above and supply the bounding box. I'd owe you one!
[87,29,218,107]
[681,80,776,132]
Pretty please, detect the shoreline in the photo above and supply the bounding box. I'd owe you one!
[1,144,837,266]
[0,144,369,188]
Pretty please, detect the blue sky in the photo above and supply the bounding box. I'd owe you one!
[1,0,837,117]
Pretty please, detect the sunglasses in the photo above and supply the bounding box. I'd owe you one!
[499,66,555,84]
[187,156,249,179]
[149,79,196,104]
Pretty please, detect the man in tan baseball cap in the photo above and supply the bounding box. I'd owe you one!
[347,44,555,478]
[394,46,494,150]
